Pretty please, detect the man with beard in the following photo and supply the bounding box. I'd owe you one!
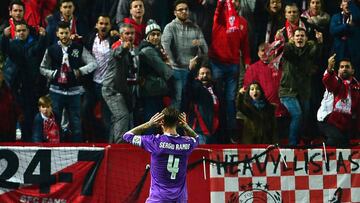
[40,21,97,142]
[81,14,118,142]
[277,27,323,145]
[320,55,360,147]
[162,0,208,110]
[182,56,221,144]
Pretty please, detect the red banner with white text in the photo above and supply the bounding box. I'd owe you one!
[1,145,360,203]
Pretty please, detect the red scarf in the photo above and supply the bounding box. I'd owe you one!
[43,114,60,143]
[285,19,305,40]
[225,0,241,33]
[9,18,16,39]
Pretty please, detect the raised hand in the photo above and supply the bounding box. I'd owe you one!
[315,29,323,43]
[327,54,336,73]
[149,112,164,127]
[178,112,187,127]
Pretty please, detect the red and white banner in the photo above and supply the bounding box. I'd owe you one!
[2,145,359,203]
[209,148,360,203]
[0,146,105,203]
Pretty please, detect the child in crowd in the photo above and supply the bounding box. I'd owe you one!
[236,81,277,144]
[32,95,60,143]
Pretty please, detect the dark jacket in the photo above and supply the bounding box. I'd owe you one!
[47,42,85,89]
[330,1,360,70]
[138,41,173,97]
[102,42,139,95]
[1,34,47,90]
[182,68,222,136]
[279,41,322,100]
[236,93,277,144]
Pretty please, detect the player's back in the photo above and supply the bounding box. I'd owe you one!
[146,133,199,202]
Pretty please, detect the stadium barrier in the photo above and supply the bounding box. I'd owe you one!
[0,144,359,203]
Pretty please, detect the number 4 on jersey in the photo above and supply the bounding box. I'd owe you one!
[167,155,179,179]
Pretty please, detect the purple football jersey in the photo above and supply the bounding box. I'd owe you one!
[123,132,199,202]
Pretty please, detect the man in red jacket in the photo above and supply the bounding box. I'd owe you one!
[208,0,251,142]
[321,54,360,147]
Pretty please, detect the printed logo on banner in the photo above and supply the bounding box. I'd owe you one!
[227,181,281,203]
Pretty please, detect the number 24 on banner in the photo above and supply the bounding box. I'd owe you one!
[0,149,104,195]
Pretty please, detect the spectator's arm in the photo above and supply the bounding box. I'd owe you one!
[236,91,253,118]
[214,0,226,24]
[198,29,208,54]
[329,15,349,37]
[181,65,198,113]
[126,112,164,135]
[140,48,173,80]
[112,43,130,60]
[322,54,340,93]
[78,47,97,75]
[40,49,56,79]
[29,33,48,57]
[161,25,176,66]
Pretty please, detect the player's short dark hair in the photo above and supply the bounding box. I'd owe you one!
[161,107,180,128]
[56,21,70,31]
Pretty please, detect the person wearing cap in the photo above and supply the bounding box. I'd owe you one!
[138,19,174,122]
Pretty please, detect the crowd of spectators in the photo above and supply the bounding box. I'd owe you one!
[0,0,359,147]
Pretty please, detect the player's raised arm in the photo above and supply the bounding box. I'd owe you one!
[127,112,164,135]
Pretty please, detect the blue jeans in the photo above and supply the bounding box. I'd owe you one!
[50,92,82,142]
[172,68,189,110]
[210,61,239,130]
[280,97,302,145]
